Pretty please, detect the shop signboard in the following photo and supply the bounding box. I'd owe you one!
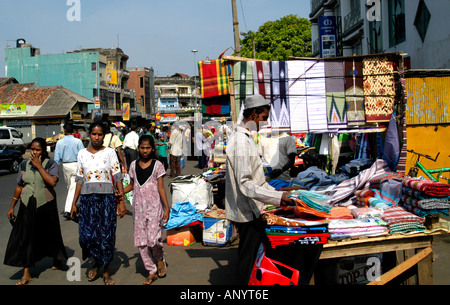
[319,16,337,58]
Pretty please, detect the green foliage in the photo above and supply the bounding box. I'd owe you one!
[240,15,312,60]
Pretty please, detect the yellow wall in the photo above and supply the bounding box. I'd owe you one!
[406,125,450,182]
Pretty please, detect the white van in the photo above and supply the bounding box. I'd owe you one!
[0,127,26,154]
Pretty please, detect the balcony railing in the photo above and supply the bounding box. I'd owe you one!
[344,3,362,33]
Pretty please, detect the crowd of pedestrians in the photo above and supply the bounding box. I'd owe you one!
[3,120,188,285]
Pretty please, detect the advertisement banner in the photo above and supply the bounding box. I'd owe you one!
[122,102,130,121]
[319,16,337,58]
[0,103,26,115]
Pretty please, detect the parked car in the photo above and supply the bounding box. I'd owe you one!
[0,127,26,154]
[0,145,24,173]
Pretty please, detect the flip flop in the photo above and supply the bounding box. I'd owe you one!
[16,277,32,285]
[87,266,99,282]
[103,275,115,285]
[143,273,158,285]
[157,258,167,278]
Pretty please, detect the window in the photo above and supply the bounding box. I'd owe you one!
[91,62,97,71]
[140,77,144,88]
[388,0,406,47]
[0,130,10,139]
[11,130,21,139]
[414,0,431,42]
[369,0,383,54]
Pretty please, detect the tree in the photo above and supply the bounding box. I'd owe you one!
[240,15,312,60]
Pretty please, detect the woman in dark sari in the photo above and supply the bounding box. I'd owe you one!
[4,137,67,285]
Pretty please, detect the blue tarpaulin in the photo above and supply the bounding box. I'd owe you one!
[164,201,203,230]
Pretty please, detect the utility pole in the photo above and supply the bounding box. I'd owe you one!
[231,0,241,56]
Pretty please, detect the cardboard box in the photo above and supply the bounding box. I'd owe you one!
[203,216,237,246]
[335,253,383,284]
[166,225,200,246]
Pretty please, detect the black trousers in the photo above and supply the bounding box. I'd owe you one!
[235,217,269,285]
[124,148,138,171]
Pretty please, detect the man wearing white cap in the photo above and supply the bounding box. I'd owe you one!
[225,94,295,285]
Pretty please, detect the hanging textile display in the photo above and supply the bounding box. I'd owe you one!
[305,60,328,131]
[234,61,254,115]
[198,59,230,99]
[287,61,309,132]
[270,61,291,129]
[202,96,230,115]
[344,58,365,126]
[325,60,347,129]
[362,56,396,122]
[252,61,271,103]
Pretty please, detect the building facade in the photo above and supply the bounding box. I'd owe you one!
[310,0,450,69]
[5,42,139,121]
[154,73,199,123]
[127,67,155,122]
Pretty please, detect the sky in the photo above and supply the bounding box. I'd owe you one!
[0,0,310,77]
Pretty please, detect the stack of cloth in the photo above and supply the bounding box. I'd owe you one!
[262,212,330,248]
[400,178,450,218]
[328,217,388,240]
[381,206,426,234]
[289,190,332,218]
[265,225,329,248]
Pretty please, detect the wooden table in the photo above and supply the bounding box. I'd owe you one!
[319,232,444,285]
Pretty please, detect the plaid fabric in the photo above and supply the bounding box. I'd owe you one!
[199,59,230,99]
[401,194,450,210]
[369,172,404,189]
[329,159,392,206]
[402,203,449,218]
[402,178,450,197]
[389,222,426,234]
[381,206,425,225]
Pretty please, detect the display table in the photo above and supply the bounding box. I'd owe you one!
[318,232,446,285]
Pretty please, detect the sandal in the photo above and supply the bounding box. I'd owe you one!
[143,273,158,285]
[16,277,32,285]
[87,266,99,282]
[157,258,167,278]
[103,275,115,285]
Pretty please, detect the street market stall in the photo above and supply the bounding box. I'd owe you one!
[168,52,450,285]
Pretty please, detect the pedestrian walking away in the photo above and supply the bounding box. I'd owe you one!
[4,137,68,285]
[70,121,126,285]
[168,124,183,177]
[124,134,170,285]
[122,126,139,171]
[53,121,85,218]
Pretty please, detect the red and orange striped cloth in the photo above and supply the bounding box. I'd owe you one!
[198,59,231,99]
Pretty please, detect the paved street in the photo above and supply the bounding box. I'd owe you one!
[0,150,449,286]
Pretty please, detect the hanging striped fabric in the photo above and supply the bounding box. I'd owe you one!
[198,59,230,99]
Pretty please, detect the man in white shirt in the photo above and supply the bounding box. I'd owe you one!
[122,126,139,171]
[54,121,85,218]
[225,94,295,284]
[168,125,183,177]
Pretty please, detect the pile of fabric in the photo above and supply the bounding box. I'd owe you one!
[400,178,450,218]
[265,224,329,248]
[381,206,426,234]
[328,216,389,240]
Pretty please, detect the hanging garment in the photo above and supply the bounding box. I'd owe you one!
[252,61,271,102]
[325,60,347,129]
[234,61,254,111]
[270,61,291,129]
[344,58,365,126]
[287,61,309,132]
[202,96,230,114]
[382,112,400,170]
[305,60,328,131]
[362,56,396,122]
[198,59,230,99]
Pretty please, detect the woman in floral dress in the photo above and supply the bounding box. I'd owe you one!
[70,121,126,285]
[124,134,170,285]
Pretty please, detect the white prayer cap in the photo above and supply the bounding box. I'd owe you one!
[244,94,270,109]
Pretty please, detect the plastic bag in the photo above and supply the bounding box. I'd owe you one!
[122,173,133,205]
